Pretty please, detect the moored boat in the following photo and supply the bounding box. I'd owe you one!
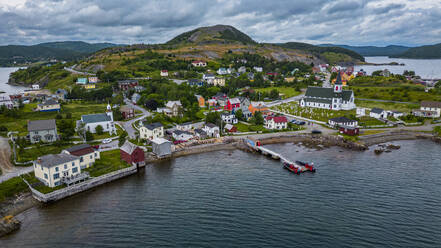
[283,162,301,175]
[295,160,316,172]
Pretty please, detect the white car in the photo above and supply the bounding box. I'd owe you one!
[102,138,112,144]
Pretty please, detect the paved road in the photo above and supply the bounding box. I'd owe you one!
[357,98,417,104]
[118,99,151,139]
[267,93,305,107]
[64,65,96,75]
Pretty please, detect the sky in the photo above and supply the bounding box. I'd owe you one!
[0,0,440,47]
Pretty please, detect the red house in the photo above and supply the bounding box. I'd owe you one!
[339,126,359,136]
[120,141,145,166]
[118,80,139,91]
[224,97,241,111]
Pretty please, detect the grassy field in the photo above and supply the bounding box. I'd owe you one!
[83,150,131,177]
[273,102,356,122]
[16,143,73,163]
[358,116,386,126]
[355,100,419,112]
[0,177,29,203]
[254,87,301,99]
[0,102,109,136]
[350,85,441,102]
[235,122,266,132]
[359,130,386,136]
[22,173,65,194]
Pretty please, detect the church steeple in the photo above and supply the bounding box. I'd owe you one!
[334,71,343,93]
[106,103,113,122]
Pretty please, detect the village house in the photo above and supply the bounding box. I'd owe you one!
[118,80,139,91]
[120,141,145,167]
[76,78,88,85]
[339,126,359,136]
[212,93,228,107]
[194,128,207,139]
[207,99,217,107]
[88,77,98,84]
[139,122,163,140]
[79,104,116,134]
[62,144,100,169]
[55,89,68,100]
[248,101,269,115]
[34,153,84,187]
[328,117,358,128]
[221,112,238,124]
[203,73,215,83]
[0,94,14,109]
[188,79,204,87]
[300,74,356,111]
[225,97,241,112]
[265,116,288,130]
[253,66,263,72]
[224,124,237,133]
[172,130,194,141]
[217,68,229,75]
[195,95,205,108]
[370,108,388,119]
[238,66,247,74]
[413,101,441,118]
[176,122,193,131]
[356,107,366,117]
[134,85,146,93]
[203,123,220,138]
[151,138,172,158]
[131,93,141,104]
[28,119,58,144]
[160,70,169,77]
[388,110,405,119]
[191,60,207,67]
[83,84,96,90]
[165,100,183,117]
[120,105,135,120]
[212,77,226,87]
[32,84,40,90]
[37,99,60,112]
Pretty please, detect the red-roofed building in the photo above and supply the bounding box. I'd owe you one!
[191,60,207,67]
[265,116,288,130]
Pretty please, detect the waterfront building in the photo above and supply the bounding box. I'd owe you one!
[79,104,116,135]
[194,128,207,139]
[28,119,58,144]
[265,116,288,130]
[36,99,60,112]
[221,112,238,124]
[203,123,220,138]
[370,108,387,119]
[33,153,83,187]
[299,74,356,111]
[413,101,441,118]
[328,116,358,128]
[176,122,193,132]
[339,126,359,136]
[62,144,100,169]
[151,138,172,158]
[172,130,194,141]
[120,141,145,166]
[139,122,163,140]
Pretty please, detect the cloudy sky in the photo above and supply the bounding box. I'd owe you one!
[0,0,440,46]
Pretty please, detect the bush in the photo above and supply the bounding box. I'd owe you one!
[95,125,104,135]
[0,125,7,132]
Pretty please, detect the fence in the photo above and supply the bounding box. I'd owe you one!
[25,165,137,203]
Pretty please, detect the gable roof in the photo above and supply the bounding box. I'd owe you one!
[329,116,357,124]
[28,119,57,132]
[64,144,95,156]
[228,98,240,104]
[335,71,343,85]
[120,141,139,155]
[143,122,163,130]
[39,99,59,106]
[205,123,217,128]
[82,113,111,123]
[370,108,385,114]
[266,116,287,123]
[166,100,182,108]
[304,87,353,101]
[36,153,78,168]
[421,101,441,108]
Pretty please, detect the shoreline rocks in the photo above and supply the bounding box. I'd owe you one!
[0,215,21,237]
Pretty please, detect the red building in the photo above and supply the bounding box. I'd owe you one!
[339,126,359,136]
[118,80,139,91]
[224,97,241,111]
[120,105,135,120]
[120,141,145,166]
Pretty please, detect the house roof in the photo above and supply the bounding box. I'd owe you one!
[28,119,57,132]
[118,79,138,84]
[304,87,353,101]
[221,112,234,117]
[64,144,95,156]
[194,128,206,135]
[143,122,163,130]
[120,141,139,155]
[173,130,192,135]
[205,123,217,128]
[335,71,343,85]
[120,105,133,112]
[36,153,78,168]
[266,116,287,123]
[229,98,240,104]
[178,122,193,126]
[151,137,171,145]
[303,97,332,105]
[165,100,182,108]
[329,116,357,124]
[421,101,441,108]
[224,124,234,130]
[82,113,111,123]
[39,99,59,106]
[370,108,385,114]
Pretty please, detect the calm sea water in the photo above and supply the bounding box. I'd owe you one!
[1,140,441,247]
[0,67,26,94]
[355,56,441,78]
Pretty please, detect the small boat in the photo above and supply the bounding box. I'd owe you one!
[283,162,301,175]
[296,160,316,172]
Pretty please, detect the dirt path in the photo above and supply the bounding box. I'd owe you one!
[0,137,14,174]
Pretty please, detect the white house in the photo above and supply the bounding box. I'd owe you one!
[176,122,193,131]
[160,70,169,77]
[356,107,366,117]
[203,73,215,83]
[328,117,358,128]
[265,116,288,130]
[203,123,220,138]
[192,60,207,67]
[217,68,228,75]
[253,66,263,72]
[172,130,194,141]
[238,66,246,73]
[62,144,100,170]
[139,122,164,140]
[32,84,40,90]
[413,101,441,118]
[299,74,356,111]
[370,108,387,119]
[212,77,226,87]
[79,104,116,134]
[221,112,238,124]
[387,111,405,119]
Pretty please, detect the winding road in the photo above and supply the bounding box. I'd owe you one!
[117,99,151,139]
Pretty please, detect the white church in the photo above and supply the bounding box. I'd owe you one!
[299,73,356,111]
[78,104,116,134]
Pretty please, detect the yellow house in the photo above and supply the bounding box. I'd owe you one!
[37,99,60,112]
[195,95,205,108]
[285,77,295,83]
[62,144,100,169]
[213,77,226,86]
[34,153,81,187]
[83,84,96,89]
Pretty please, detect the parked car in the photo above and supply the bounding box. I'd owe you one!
[311,130,322,134]
[102,138,112,144]
[297,121,306,125]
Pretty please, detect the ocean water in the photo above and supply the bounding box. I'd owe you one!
[355,56,441,78]
[1,140,441,247]
[0,67,26,94]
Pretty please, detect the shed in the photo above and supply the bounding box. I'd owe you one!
[339,126,359,136]
[120,141,145,166]
[151,138,172,158]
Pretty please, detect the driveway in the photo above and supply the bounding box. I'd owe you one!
[0,137,34,183]
[118,99,151,139]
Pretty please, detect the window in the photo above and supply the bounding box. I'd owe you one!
[53,173,59,179]
[55,167,59,172]
[54,181,61,186]
[94,152,97,158]
[64,164,67,169]
[72,167,78,173]
[80,157,84,162]
[44,173,48,179]
[90,155,92,159]
[72,162,75,166]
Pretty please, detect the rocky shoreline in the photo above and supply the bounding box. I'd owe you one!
[0,193,37,237]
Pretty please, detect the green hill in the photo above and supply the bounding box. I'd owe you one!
[277,42,365,62]
[392,43,441,59]
[320,44,410,57]
[167,24,256,45]
[37,41,120,53]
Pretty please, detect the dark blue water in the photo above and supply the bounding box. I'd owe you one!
[2,140,441,247]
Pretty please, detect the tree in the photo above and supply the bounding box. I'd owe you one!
[372,70,382,76]
[119,131,128,147]
[144,99,159,111]
[85,131,94,141]
[270,89,279,100]
[235,109,243,121]
[58,120,75,141]
[205,111,221,125]
[251,111,264,125]
[95,125,104,135]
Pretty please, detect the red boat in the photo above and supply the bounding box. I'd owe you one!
[283,162,301,175]
[296,160,316,172]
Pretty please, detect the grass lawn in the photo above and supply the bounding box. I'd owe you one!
[0,177,29,203]
[0,101,109,136]
[91,125,124,140]
[350,85,441,102]
[355,100,419,113]
[358,116,386,127]
[359,130,386,136]
[16,143,73,163]
[273,102,356,122]
[83,150,131,177]
[22,173,65,194]
[254,87,301,99]
[235,122,266,132]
